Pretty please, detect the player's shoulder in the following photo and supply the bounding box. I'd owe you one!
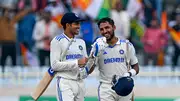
[119,38,133,46]
[54,34,66,41]
[75,38,86,43]
[51,34,66,44]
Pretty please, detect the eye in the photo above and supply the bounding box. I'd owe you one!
[100,28,103,31]
[105,26,110,29]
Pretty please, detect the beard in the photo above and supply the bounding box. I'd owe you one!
[106,31,115,42]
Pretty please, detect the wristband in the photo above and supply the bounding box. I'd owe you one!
[129,69,136,77]
[128,72,132,76]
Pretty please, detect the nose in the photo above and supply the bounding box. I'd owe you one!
[102,28,108,34]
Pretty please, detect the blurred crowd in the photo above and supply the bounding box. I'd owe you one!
[0,0,180,76]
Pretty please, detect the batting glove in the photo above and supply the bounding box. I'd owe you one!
[78,67,89,80]
[91,37,108,57]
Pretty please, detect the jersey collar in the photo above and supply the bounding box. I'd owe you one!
[108,38,121,48]
[62,33,72,42]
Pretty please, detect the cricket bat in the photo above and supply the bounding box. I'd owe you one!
[31,39,73,101]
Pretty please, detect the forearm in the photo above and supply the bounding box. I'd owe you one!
[132,63,139,74]
[129,63,139,76]
[11,9,31,24]
[123,63,139,77]
[51,60,79,71]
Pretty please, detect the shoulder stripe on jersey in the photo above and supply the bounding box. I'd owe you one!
[55,34,65,41]
[120,39,126,43]
[119,39,132,46]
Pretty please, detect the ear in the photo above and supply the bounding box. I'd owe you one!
[66,23,71,28]
[113,25,116,30]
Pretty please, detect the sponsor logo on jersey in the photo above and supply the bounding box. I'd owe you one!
[104,57,124,64]
[119,50,124,54]
[66,54,83,60]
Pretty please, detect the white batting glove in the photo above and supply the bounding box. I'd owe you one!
[96,37,107,43]
[91,37,108,57]
[78,67,89,80]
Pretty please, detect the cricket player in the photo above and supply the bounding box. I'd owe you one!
[50,12,88,101]
[90,17,140,101]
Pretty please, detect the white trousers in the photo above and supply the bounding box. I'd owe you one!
[56,77,86,101]
[98,82,133,101]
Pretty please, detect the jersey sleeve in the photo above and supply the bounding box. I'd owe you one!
[128,42,138,65]
[50,38,79,71]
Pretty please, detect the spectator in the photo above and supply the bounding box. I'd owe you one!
[111,0,130,39]
[0,7,31,78]
[170,13,180,71]
[33,10,59,67]
[17,5,36,66]
[45,0,66,29]
[142,18,168,66]
[45,0,66,17]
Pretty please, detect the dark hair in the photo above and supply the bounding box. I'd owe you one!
[61,22,73,30]
[97,17,115,27]
[61,23,66,29]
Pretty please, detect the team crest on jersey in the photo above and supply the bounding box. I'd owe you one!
[119,50,124,54]
[79,45,83,50]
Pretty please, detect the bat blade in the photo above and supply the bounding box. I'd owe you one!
[31,68,55,101]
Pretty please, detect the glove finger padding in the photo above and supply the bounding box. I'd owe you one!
[96,37,107,43]
[78,67,88,80]
[111,77,134,96]
[91,37,108,57]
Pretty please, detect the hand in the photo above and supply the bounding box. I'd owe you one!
[78,57,88,67]
[78,67,88,80]
[91,37,108,57]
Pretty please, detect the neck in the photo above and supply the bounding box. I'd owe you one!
[64,30,74,38]
[107,37,118,46]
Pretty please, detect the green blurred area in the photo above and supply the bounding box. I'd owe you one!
[19,96,177,101]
